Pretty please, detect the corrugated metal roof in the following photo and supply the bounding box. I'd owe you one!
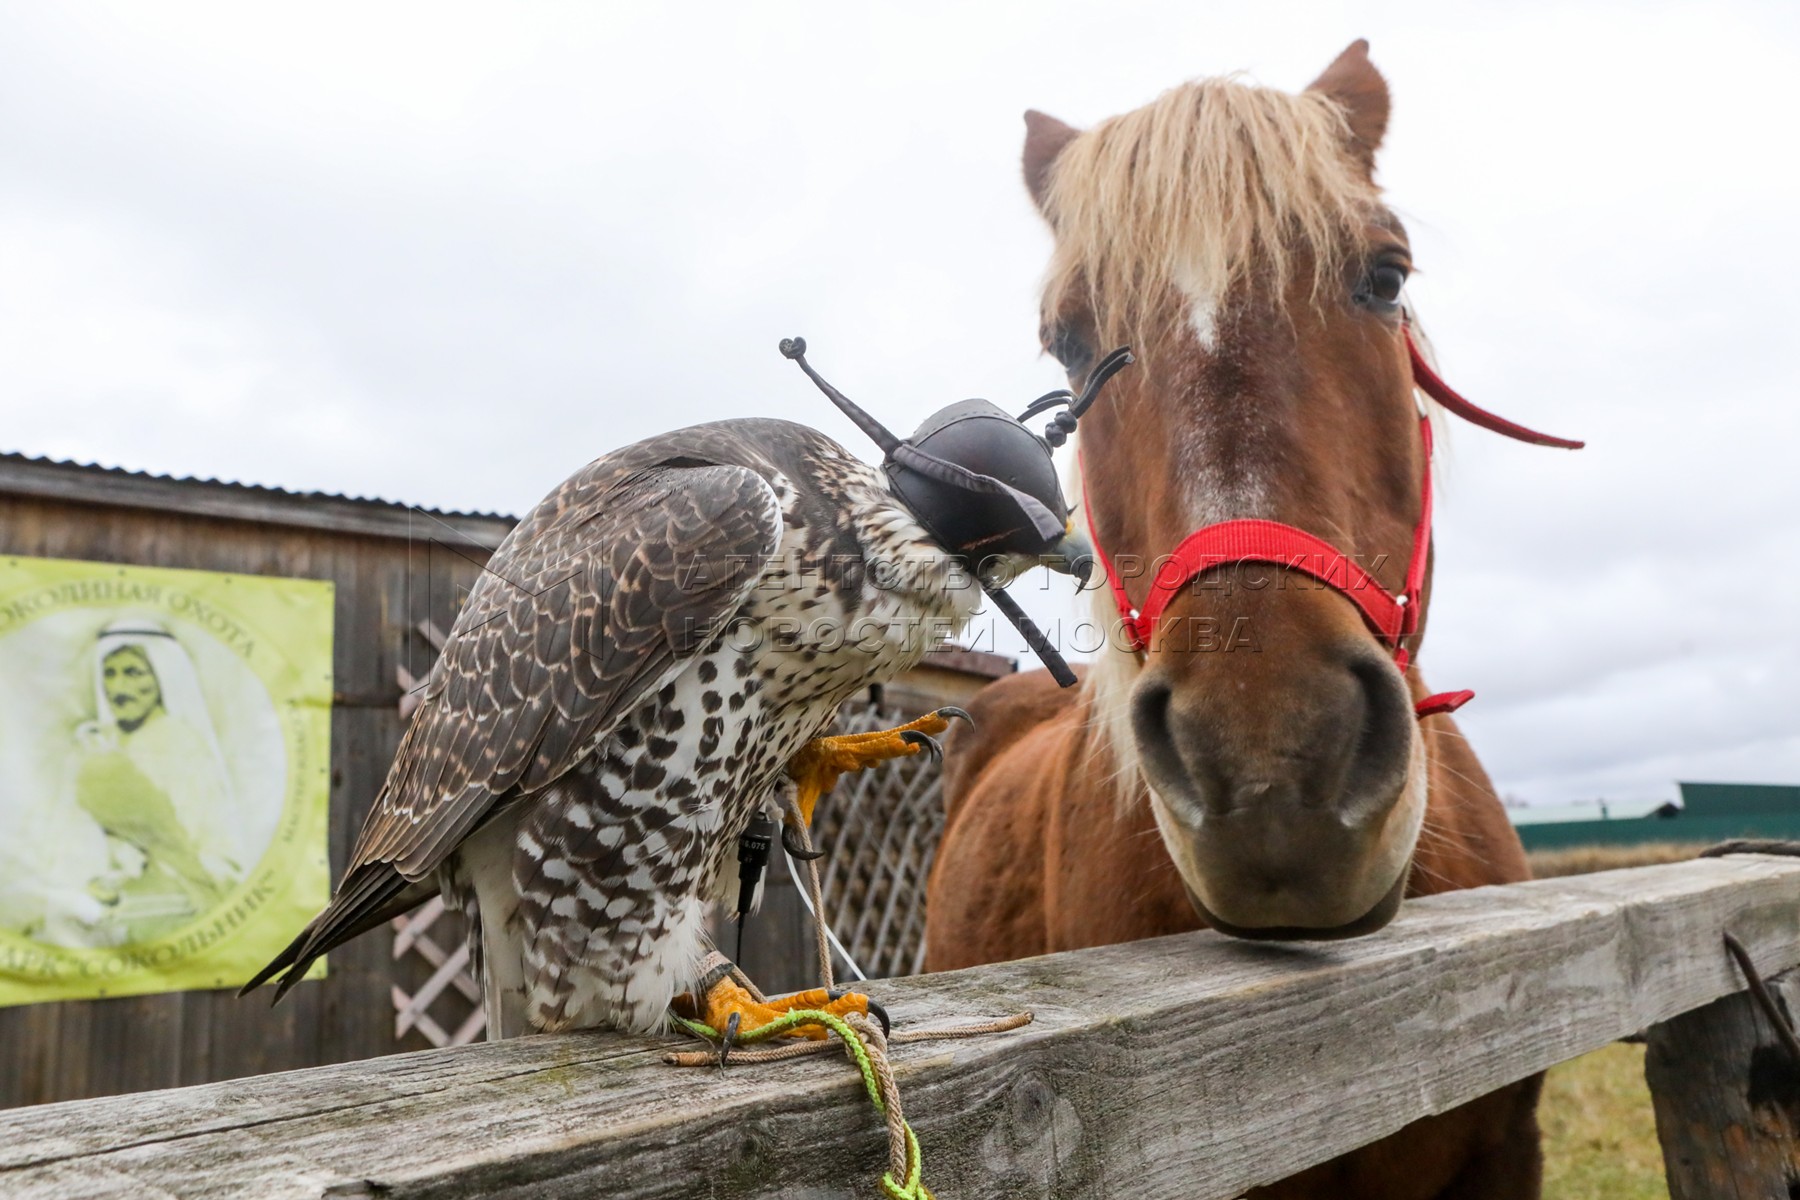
[0,451,518,544]
[0,451,516,522]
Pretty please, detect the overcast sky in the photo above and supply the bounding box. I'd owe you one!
[2,2,1796,808]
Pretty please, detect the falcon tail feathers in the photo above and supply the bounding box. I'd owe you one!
[239,868,433,1002]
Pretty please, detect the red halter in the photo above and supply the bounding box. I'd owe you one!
[1083,327,1583,720]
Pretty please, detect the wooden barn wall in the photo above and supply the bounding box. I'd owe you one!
[0,492,504,1109]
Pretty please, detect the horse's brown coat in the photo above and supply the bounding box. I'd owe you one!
[927,39,1547,1199]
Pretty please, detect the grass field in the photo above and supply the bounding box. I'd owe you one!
[1539,1042,1669,1199]
[1525,843,1700,880]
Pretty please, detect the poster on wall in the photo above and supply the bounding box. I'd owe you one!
[0,555,334,1006]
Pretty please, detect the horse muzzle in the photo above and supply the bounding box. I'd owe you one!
[1127,622,1425,938]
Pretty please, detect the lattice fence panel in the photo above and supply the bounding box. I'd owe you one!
[389,618,489,1048]
[390,896,486,1048]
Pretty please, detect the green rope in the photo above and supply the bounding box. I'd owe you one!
[671,1009,932,1199]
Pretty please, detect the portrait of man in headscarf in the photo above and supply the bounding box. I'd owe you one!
[70,619,244,943]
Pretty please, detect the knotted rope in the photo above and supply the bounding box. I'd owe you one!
[664,785,1032,1198]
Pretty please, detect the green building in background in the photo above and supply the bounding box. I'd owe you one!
[1513,782,1800,851]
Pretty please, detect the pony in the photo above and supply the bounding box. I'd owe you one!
[927,41,1556,1199]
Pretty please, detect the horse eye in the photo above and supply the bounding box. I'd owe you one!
[1042,322,1094,375]
[1357,263,1409,310]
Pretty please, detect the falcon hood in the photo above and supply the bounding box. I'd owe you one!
[779,337,1133,686]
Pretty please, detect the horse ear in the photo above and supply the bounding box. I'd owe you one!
[1022,109,1081,213]
[1307,39,1389,169]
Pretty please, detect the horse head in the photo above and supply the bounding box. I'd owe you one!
[1028,41,1439,939]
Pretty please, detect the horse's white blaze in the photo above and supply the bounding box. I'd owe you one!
[1172,260,1222,354]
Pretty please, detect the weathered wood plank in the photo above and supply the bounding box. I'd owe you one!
[1646,965,1800,1196]
[2,856,1796,1200]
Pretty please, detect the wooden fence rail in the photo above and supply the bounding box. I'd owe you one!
[4,855,1797,1199]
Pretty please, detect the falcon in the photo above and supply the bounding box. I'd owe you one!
[245,338,1129,1037]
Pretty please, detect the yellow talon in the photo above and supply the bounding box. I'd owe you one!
[672,954,881,1042]
[784,708,964,825]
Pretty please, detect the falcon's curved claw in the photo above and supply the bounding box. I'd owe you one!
[831,986,892,1038]
[899,729,942,763]
[716,1010,742,1067]
[781,820,827,861]
[933,705,975,729]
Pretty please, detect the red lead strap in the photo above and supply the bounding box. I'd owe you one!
[1085,326,1582,720]
[1406,332,1585,451]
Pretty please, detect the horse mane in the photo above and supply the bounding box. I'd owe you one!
[1066,454,1152,806]
[1040,75,1381,346]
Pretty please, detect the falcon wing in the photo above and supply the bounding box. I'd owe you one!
[244,461,782,998]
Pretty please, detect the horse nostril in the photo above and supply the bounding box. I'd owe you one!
[1337,649,1416,823]
[1130,679,1170,745]
[1128,678,1188,801]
